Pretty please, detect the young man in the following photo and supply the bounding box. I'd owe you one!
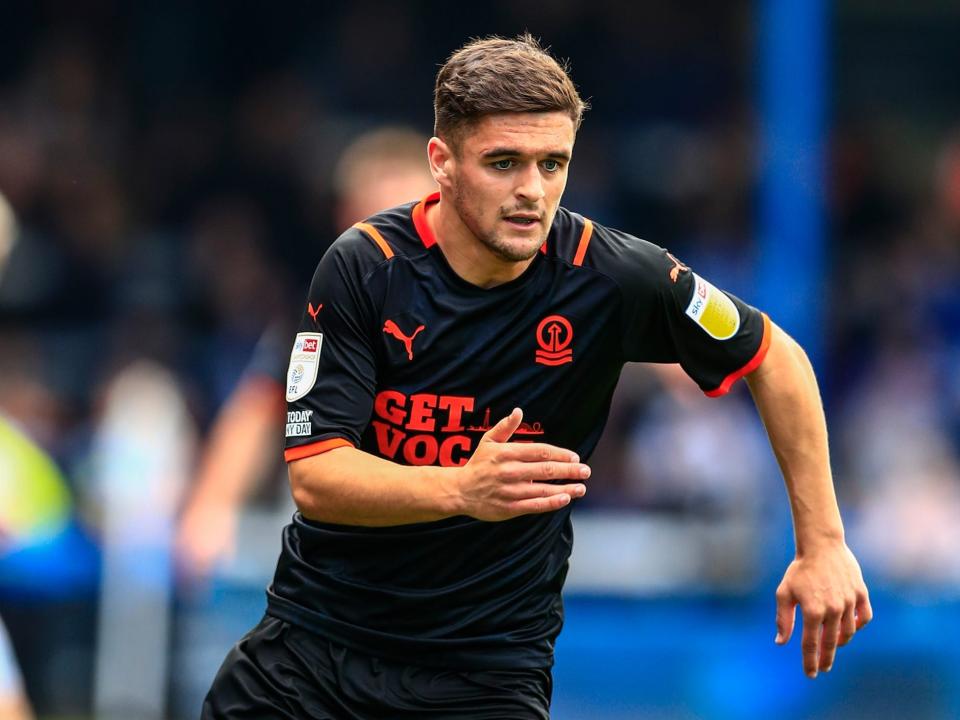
[203,35,871,719]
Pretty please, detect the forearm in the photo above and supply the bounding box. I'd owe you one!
[191,378,283,508]
[288,446,463,526]
[287,409,588,527]
[745,323,844,554]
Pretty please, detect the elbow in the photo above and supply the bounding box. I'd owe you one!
[287,447,353,520]
[774,324,813,370]
[748,321,813,386]
[288,459,324,518]
[778,323,807,357]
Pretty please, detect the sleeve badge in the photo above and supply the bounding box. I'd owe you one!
[684,274,741,340]
[286,332,323,402]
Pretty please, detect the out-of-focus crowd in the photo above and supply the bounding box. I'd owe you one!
[1,3,959,718]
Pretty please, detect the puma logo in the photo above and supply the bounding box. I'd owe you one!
[383,319,425,361]
[307,303,323,324]
[666,252,689,283]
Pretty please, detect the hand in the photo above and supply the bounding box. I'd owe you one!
[774,541,873,678]
[458,408,589,521]
[175,497,239,581]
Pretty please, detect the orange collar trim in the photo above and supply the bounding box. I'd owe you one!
[412,191,440,248]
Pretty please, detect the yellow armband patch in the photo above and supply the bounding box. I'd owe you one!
[684,273,741,340]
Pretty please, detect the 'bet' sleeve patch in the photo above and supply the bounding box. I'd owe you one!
[685,273,741,340]
[286,332,323,402]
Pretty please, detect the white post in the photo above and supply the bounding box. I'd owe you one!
[92,361,195,720]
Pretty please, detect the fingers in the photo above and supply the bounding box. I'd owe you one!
[498,442,580,464]
[773,552,873,680]
[502,481,587,501]
[476,479,587,521]
[480,415,589,482]
[775,585,796,645]
[838,604,857,647]
[817,605,843,673]
[468,408,589,520]
[800,601,849,677]
[501,459,591,483]
[800,608,823,679]
[509,492,575,515]
[855,590,873,630]
[484,407,523,444]
[175,506,234,578]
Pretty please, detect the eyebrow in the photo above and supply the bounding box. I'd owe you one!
[480,147,571,162]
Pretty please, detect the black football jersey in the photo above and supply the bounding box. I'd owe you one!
[270,192,770,669]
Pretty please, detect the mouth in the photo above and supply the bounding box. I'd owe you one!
[503,214,541,229]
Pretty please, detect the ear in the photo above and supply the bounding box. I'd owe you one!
[427,136,455,188]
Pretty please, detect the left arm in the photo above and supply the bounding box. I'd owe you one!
[745,321,873,679]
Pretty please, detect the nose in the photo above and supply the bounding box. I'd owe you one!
[515,163,545,203]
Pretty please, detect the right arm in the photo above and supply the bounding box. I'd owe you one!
[288,408,589,526]
[176,375,283,577]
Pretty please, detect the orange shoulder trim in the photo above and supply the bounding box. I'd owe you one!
[572,218,594,266]
[704,313,772,398]
[284,437,354,463]
[353,222,394,259]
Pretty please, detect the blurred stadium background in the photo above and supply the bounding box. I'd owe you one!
[1,1,959,719]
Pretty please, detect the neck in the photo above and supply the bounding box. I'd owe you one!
[426,195,535,289]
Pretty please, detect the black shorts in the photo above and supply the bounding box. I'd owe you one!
[201,616,552,719]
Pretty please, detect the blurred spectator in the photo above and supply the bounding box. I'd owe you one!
[583,361,776,518]
[168,125,436,718]
[842,339,960,586]
[840,128,960,589]
[174,126,437,582]
[0,415,73,720]
[0,618,33,720]
[623,365,773,516]
[0,192,14,284]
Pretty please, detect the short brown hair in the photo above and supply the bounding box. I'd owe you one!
[434,33,587,146]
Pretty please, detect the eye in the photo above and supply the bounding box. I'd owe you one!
[491,159,514,170]
[542,159,561,172]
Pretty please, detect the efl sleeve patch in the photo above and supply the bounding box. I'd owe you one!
[684,273,741,340]
[285,332,323,402]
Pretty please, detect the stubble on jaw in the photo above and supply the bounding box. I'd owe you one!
[451,182,546,263]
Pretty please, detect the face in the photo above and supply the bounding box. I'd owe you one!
[431,112,575,262]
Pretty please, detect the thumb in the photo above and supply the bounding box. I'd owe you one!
[484,407,523,444]
[775,592,797,645]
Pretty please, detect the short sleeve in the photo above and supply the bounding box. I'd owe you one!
[596,226,770,396]
[656,262,770,396]
[283,231,385,461]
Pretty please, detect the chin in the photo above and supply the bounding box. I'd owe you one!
[486,234,544,262]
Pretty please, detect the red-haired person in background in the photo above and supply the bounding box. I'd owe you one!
[175,127,437,581]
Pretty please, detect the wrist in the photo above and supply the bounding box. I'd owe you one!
[794,525,845,557]
[434,466,469,517]
[191,488,241,514]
